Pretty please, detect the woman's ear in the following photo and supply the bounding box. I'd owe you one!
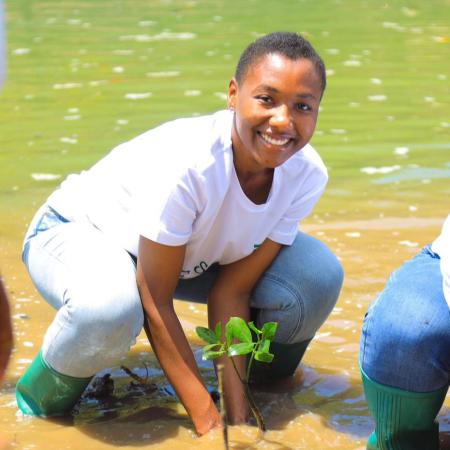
[227,78,238,110]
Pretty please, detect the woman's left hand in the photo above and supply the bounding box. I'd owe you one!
[207,239,282,423]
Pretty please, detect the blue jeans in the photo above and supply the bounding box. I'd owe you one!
[360,246,450,392]
[23,205,343,378]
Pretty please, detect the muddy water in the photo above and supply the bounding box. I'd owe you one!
[2,220,450,449]
[1,0,449,449]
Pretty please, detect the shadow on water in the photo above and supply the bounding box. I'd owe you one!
[72,364,188,447]
[4,332,450,448]
[52,342,450,450]
[56,347,450,449]
[63,349,372,448]
[75,407,185,447]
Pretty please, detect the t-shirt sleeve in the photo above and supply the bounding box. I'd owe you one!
[269,170,328,245]
[136,172,200,246]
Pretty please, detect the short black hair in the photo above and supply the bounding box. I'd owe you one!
[235,32,326,92]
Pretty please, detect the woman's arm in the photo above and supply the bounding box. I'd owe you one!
[136,236,221,435]
[208,239,282,424]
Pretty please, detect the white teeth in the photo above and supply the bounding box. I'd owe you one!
[260,133,290,146]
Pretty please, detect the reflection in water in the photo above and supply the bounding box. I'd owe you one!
[374,167,450,184]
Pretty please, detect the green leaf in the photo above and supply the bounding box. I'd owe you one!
[214,322,222,341]
[257,339,271,354]
[225,317,252,344]
[203,343,223,353]
[228,342,255,356]
[254,339,274,362]
[254,351,274,363]
[203,349,226,360]
[261,322,278,341]
[248,321,262,335]
[196,326,219,344]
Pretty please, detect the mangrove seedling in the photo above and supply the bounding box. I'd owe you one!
[196,317,278,432]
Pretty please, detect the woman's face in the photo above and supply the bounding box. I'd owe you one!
[228,53,323,174]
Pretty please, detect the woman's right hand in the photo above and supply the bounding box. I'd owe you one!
[137,236,222,436]
[192,396,222,436]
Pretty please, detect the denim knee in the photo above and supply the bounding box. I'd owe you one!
[43,282,144,377]
[252,233,343,344]
[40,242,144,377]
[70,282,143,350]
[361,305,450,391]
[360,249,450,392]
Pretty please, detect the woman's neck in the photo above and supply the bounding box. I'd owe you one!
[234,161,274,205]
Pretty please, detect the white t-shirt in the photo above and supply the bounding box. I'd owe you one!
[431,214,450,308]
[47,110,328,278]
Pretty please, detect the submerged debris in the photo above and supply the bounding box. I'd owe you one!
[85,373,114,399]
[120,364,149,385]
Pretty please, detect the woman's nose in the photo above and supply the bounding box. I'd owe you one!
[269,105,292,129]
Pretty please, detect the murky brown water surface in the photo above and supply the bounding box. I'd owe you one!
[1,0,449,448]
[2,220,450,449]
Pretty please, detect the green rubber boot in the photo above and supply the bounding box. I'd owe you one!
[16,350,92,416]
[361,367,448,450]
[250,339,311,382]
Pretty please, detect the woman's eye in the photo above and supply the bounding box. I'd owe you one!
[257,95,273,104]
[297,103,312,111]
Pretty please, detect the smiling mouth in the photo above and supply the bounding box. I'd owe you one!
[259,132,291,146]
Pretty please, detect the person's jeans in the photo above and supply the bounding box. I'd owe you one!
[23,205,343,378]
[360,246,450,392]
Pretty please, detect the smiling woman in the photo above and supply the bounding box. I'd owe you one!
[228,33,325,204]
[15,32,343,436]
[229,54,322,198]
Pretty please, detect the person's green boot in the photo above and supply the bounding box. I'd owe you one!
[250,339,311,382]
[16,350,92,416]
[361,367,448,450]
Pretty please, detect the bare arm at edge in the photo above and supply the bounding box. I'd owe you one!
[0,278,12,382]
